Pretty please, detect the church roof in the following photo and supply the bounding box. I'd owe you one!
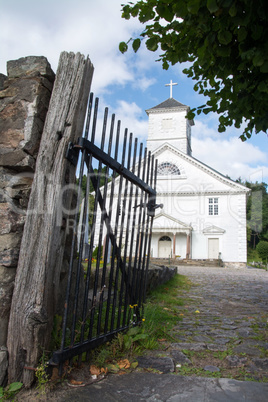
[146,97,189,114]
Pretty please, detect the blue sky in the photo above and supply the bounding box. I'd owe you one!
[1,0,267,184]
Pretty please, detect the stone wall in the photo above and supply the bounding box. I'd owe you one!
[0,56,55,384]
[146,264,177,293]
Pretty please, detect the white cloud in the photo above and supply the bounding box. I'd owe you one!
[1,0,267,185]
[192,121,268,183]
[0,0,143,84]
[133,77,157,92]
[111,100,148,142]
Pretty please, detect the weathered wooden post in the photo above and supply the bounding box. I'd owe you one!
[7,52,94,387]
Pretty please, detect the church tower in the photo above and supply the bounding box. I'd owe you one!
[145,81,194,155]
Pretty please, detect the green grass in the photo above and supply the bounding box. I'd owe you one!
[89,273,192,367]
[247,247,260,263]
[142,274,192,340]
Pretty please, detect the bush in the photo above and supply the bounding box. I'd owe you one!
[92,245,103,258]
[256,241,268,262]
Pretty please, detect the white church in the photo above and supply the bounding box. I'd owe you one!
[146,82,249,267]
[92,82,250,268]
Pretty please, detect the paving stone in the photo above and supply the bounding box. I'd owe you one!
[171,342,207,351]
[136,356,175,373]
[222,319,235,325]
[192,335,212,343]
[207,344,227,352]
[237,328,255,337]
[233,344,261,357]
[211,337,231,345]
[197,326,214,333]
[221,325,238,330]
[171,350,193,366]
[210,329,238,338]
[225,355,248,368]
[252,358,268,370]
[204,365,220,372]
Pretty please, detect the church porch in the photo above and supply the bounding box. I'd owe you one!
[150,230,192,260]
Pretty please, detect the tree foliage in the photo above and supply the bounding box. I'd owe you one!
[256,240,268,262]
[120,0,268,140]
[243,180,268,248]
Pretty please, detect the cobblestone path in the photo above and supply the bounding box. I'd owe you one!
[168,266,268,381]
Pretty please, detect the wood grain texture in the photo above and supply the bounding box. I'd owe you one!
[7,52,94,387]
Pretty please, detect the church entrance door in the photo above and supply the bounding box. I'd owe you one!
[208,238,219,259]
[158,236,172,258]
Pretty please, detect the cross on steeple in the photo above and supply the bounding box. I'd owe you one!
[165,80,178,98]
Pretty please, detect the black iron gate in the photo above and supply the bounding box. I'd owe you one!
[50,93,158,371]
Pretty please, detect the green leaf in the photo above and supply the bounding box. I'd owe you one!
[260,61,268,73]
[217,46,231,57]
[132,38,141,53]
[146,37,158,52]
[119,41,128,54]
[253,53,264,67]
[131,5,139,18]
[207,0,219,13]
[162,60,169,70]
[237,27,247,42]
[156,4,174,22]
[229,3,237,17]
[187,111,196,120]
[106,364,120,373]
[131,361,139,369]
[218,125,226,132]
[132,333,148,342]
[218,30,232,45]
[121,5,131,20]
[251,25,263,40]
[139,7,155,23]
[173,1,188,18]
[127,327,140,336]
[257,81,268,93]
[187,0,201,15]
[8,382,23,392]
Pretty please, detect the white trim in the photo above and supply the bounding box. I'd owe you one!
[152,143,250,193]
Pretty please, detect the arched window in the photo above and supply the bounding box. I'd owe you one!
[159,236,171,241]
[157,162,180,175]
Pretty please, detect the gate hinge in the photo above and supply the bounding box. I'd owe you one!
[66,142,81,166]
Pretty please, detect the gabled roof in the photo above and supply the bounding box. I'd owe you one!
[152,142,250,193]
[145,97,194,125]
[203,225,226,234]
[146,97,187,113]
[153,211,192,232]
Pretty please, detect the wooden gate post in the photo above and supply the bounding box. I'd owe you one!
[7,52,94,387]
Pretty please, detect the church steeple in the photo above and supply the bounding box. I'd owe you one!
[145,96,194,156]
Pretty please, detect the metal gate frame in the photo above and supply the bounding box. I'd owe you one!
[50,93,158,370]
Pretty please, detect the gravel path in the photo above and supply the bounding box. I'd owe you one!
[168,265,268,381]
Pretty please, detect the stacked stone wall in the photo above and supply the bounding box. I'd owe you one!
[0,56,55,384]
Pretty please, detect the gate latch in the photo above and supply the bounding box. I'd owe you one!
[147,201,163,216]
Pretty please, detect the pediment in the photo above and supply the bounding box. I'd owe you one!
[153,212,192,232]
[202,225,226,235]
[151,143,249,193]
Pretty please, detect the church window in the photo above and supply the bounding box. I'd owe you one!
[159,236,171,241]
[157,162,180,175]
[208,198,219,215]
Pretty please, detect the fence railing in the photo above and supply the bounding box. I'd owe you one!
[50,93,158,373]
